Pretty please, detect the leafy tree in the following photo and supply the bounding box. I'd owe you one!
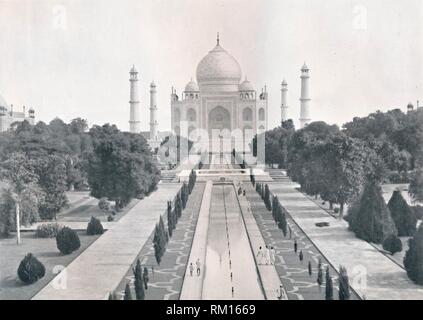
[124,283,132,300]
[404,223,423,285]
[338,266,350,300]
[409,169,423,202]
[388,190,417,236]
[343,108,423,171]
[0,153,41,243]
[87,124,159,210]
[17,253,45,284]
[383,235,403,255]
[35,155,68,220]
[98,197,110,214]
[325,267,334,300]
[347,181,397,243]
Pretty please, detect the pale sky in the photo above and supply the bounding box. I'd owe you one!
[0,0,422,131]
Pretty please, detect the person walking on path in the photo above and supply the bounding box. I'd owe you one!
[196,259,201,276]
[189,262,194,277]
[264,245,271,265]
[294,238,298,253]
[270,246,276,265]
[256,246,264,264]
[278,284,284,300]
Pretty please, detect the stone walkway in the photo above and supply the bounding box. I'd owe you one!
[180,181,212,300]
[33,183,182,300]
[245,183,359,300]
[237,187,287,300]
[115,182,206,300]
[268,179,423,300]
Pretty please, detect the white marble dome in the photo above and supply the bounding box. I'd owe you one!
[185,79,199,92]
[239,78,254,91]
[196,43,241,91]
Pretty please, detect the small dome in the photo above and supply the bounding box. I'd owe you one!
[407,102,414,109]
[301,62,309,71]
[130,65,138,73]
[282,79,287,86]
[239,78,254,91]
[150,80,156,87]
[185,79,199,92]
[0,94,8,108]
[196,43,242,86]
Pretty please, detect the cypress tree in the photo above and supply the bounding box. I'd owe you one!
[388,190,417,236]
[317,258,323,287]
[338,265,350,300]
[143,266,149,290]
[264,184,271,211]
[124,283,132,300]
[404,223,423,285]
[108,291,118,300]
[133,259,145,300]
[347,182,397,243]
[167,201,173,237]
[325,267,334,300]
[383,234,403,255]
[272,196,278,220]
[308,261,312,276]
[153,224,163,265]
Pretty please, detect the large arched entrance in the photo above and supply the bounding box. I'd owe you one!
[208,106,231,136]
[208,106,231,153]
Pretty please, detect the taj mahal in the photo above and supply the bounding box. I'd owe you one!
[128,34,312,152]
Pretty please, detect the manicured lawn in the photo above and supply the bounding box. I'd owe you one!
[57,192,140,223]
[0,231,100,300]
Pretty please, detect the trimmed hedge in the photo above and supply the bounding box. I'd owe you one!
[56,227,81,255]
[35,223,63,238]
[383,235,403,255]
[17,253,45,284]
[86,216,104,235]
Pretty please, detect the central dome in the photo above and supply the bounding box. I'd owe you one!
[196,42,242,91]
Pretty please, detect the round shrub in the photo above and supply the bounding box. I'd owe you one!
[56,227,81,255]
[98,197,110,213]
[17,253,45,284]
[86,216,104,235]
[383,235,403,255]
[36,223,63,238]
[107,215,114,222]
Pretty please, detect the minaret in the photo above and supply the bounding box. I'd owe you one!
[299,62,311,128]
[129,65,141,133]
[281,79,288,123]
[149,81,158,140]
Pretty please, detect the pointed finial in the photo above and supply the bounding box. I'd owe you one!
[217,32,220,46]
